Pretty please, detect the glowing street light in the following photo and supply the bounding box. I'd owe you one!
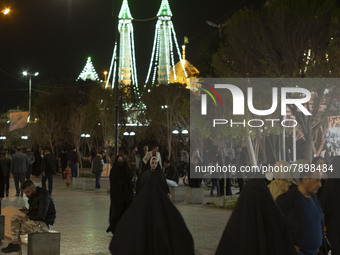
[206,20,226,38]
[23,71,39,120]
[2,8,11,15]
[103,71,108,83]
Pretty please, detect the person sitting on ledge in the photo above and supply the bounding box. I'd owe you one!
[1,180,56,253]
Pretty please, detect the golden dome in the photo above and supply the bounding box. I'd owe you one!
[169,45,199,89]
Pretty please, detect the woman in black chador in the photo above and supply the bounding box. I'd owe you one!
[109,157,195,255]
[106,155,134,234]
[320,156,340,254]
[215,178,296,255]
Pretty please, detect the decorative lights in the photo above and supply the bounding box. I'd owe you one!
[144,0,187,89]
[77,57,100,82]
[106,0,141,106]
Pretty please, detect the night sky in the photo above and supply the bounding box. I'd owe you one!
[0,0,264,111]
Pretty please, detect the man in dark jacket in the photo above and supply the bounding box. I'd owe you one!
[68,147,80,177]
[1,180,56,253]
[276,171,323,255]
[41,150,58,195]
[11,148,28,197]
[164,160,179,186]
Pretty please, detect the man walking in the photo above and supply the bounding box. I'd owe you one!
[1,180,56,253]
[276,171,323,255]
[68,147,80,177]
[127,146,141,178]
[25,148,35,180]
[11,148,28,197]
[41,150,58,195]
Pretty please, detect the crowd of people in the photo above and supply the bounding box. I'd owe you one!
[107,143,339,255]
[0,143,339,255]
[108,146,193,255]
[0,147,79,197]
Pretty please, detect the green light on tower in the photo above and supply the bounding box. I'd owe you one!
[157,0,173,17]
[144,0,187,89]
[77,57,100,82]
[107,0,141,103]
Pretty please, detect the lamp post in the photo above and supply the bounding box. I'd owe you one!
[113,0,120,157]
[103,71,108,83]
[123,131,135,153]
[23,71,39,120]
[206,21,226,39]
[2,8,11,15]
[172,128,189,167]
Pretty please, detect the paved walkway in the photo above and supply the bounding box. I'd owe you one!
[0,175,235,255]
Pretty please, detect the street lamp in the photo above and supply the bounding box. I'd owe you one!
[123,131,135,152]
[172,128,189,165]
[23,71,39,120]
[2,8,11,15]
[103,71,108,83]
[206,21,227,39]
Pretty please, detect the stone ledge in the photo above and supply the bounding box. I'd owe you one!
[186,187,204,204]
[28,231,60,255]
[170,186,186,202]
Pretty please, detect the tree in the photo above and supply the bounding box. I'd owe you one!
[33,84,70,153]
[142,83,189,161]
[83,85,116,155]
[211,0,340,162]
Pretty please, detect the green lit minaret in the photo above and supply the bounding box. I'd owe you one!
[144,0,187,88]
[157,0,172,85]
[106,0,140,102]
[118,0,136,87]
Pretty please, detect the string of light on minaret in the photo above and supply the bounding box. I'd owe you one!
[106,0,141,104]
[77,57,100,82]
[144,0,188,89]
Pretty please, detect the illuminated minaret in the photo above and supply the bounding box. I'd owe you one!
[106,0,140,101]
[144,0,188,88]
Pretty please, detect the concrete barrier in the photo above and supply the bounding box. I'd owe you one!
[186,187,204,204]
[28,230,60,255]
[170,186,185,202]
[82,178,95,190]
[72,177,84,189]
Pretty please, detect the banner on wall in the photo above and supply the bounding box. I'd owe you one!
[9,112,29,132]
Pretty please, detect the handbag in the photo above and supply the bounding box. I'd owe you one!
[318,231,331,255]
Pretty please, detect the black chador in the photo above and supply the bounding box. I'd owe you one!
[215,178,296,255]
[109,170,195,255]
[106,155,134,234]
